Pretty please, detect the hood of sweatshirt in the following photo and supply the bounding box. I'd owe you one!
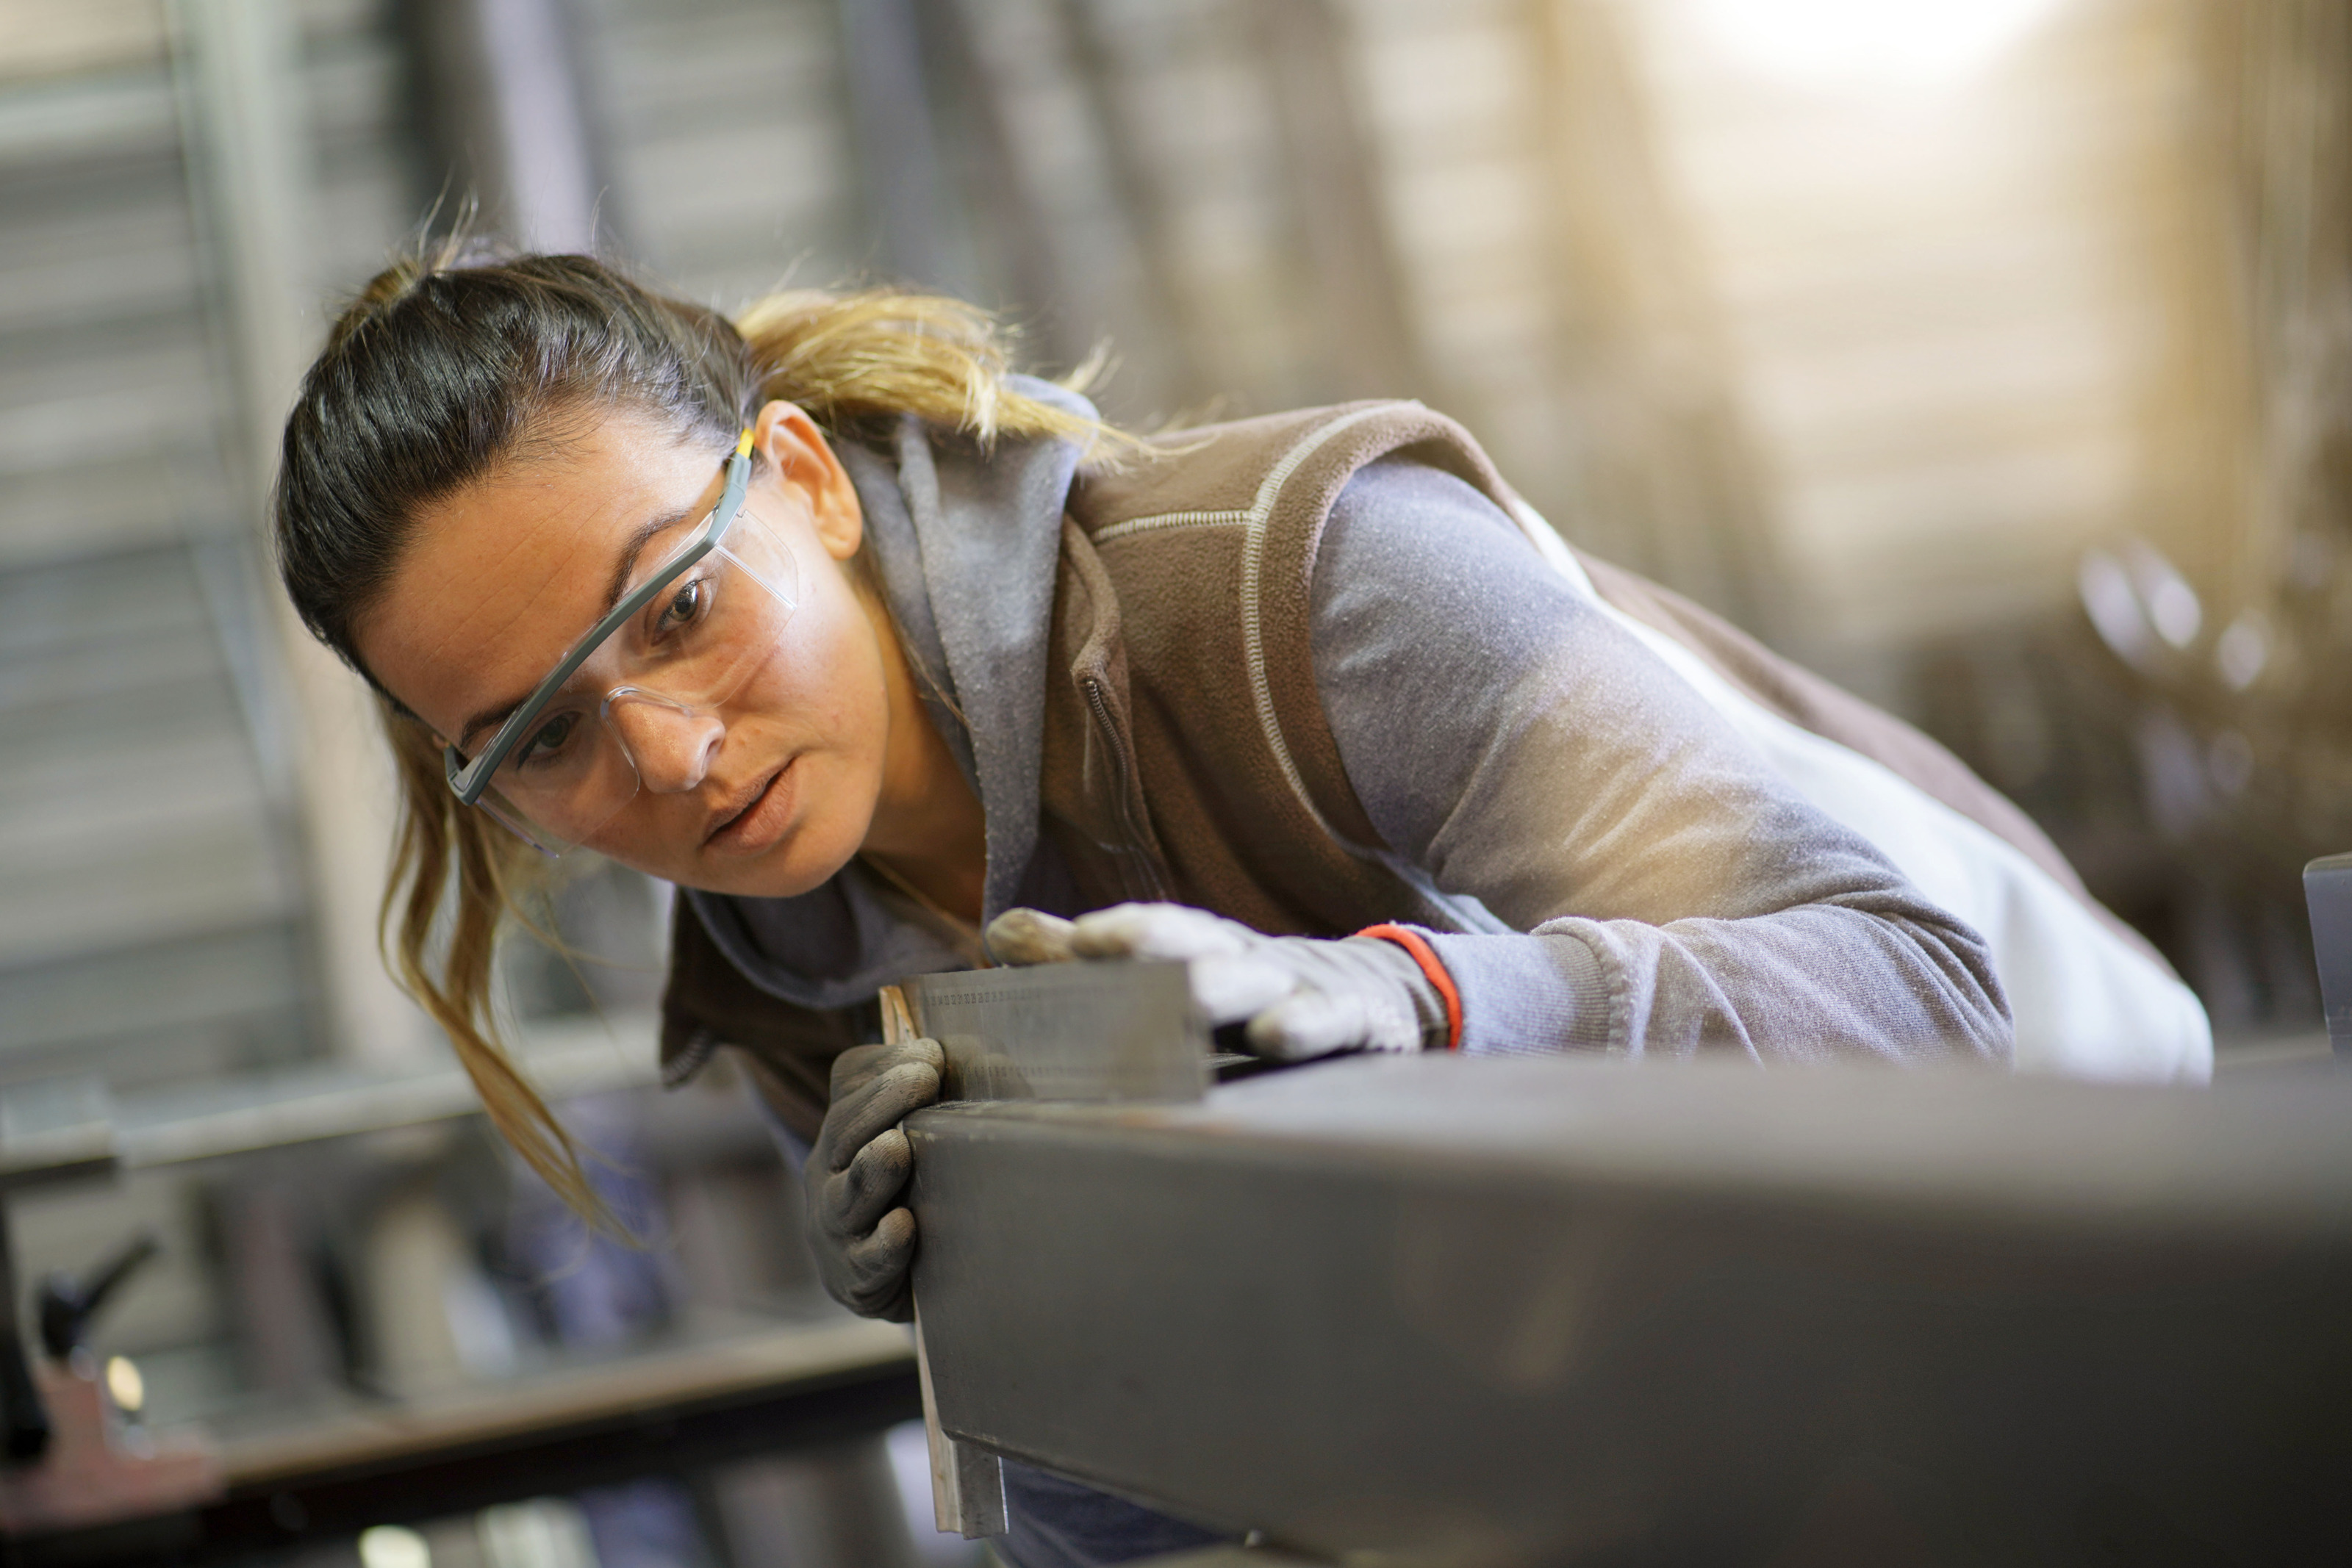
[681,378,1092,1012]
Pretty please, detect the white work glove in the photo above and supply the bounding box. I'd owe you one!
[985,902,1452,1060]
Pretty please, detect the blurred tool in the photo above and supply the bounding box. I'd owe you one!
[0,1038,656,1539]
[0,1231,221,1536]
[38,1233,159,1363]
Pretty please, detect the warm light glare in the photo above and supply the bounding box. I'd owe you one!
[101,1355,143,1414]
[1690,0,2065,88]
[358,1525,432,1568]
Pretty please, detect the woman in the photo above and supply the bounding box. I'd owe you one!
[273,244,2181,1565]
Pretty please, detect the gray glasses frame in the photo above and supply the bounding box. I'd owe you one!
[443,440,755,806]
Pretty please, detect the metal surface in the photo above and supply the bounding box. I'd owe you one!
[913,1304,1006,1539]
[901,961,1208,1104]
[0,1362,221,1537]
[0,1080,114,1192]
[8,1320,919,1567]
[2309,851,2352,1054]
[880,985,1008,1541]
[907,1054,2352,1566]
[0,1021,659,1190]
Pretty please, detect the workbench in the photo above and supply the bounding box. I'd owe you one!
[8,1318,917,1566]
[908,1052,2352,1564]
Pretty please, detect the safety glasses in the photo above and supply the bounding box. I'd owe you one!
[441,429,801,854]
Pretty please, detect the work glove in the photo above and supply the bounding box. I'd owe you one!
[986,902,1453,1060]
[803,1035,944,1322]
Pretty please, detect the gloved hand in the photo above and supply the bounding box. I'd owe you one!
[803,1034,944,1322]
[986,902,1452,1060]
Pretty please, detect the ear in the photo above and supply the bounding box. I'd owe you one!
[752,400,863,562]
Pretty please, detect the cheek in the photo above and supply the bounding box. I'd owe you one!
[585,561,892,893]
[759,568,891,755]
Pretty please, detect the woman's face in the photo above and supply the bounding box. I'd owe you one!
[355,401,898,898]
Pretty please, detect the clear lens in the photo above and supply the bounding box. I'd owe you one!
[478,502,800,853]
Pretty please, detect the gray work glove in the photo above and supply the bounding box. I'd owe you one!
[986,902,1449,1060]
[803,1035,944,1322]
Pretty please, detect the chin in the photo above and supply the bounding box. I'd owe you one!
[699,813,871,901]
[673,848,836,901]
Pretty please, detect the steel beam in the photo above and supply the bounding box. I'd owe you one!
[906,1054,2352,1565]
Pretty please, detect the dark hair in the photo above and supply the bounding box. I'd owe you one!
[275,246,756,683]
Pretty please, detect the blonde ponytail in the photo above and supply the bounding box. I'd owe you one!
[734,287,1140,464]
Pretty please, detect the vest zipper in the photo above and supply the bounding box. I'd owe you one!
[1081,674,1167,902]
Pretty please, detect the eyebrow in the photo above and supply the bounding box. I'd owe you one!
[453,503,698,752]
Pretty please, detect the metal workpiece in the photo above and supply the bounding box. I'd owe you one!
[904,1054,2352,1566]
[913,1303,1008,1539]
[881,984,1013,1541]
[902,961,1209,1104]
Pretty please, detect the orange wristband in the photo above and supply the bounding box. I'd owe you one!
[1354,924,1463,1051]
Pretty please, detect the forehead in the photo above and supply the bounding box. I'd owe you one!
[356,409,720,738]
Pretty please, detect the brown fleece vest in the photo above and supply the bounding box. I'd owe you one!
[664,401,2132,1142]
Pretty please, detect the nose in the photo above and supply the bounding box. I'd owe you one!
[606,694,724,794]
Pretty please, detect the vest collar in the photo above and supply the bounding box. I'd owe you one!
[681,379,1093,1011]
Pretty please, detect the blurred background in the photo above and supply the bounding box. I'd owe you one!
[0,0,2347,1563]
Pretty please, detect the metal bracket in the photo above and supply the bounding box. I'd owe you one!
[882,985,1007,1540]
[912,1301,1005,1539]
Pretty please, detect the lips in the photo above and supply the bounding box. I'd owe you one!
[706,760,797,853]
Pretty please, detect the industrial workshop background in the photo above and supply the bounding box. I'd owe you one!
[0,0,2346,1564]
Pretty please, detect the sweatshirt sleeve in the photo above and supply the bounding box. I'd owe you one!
[1311,457,2012,1065]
